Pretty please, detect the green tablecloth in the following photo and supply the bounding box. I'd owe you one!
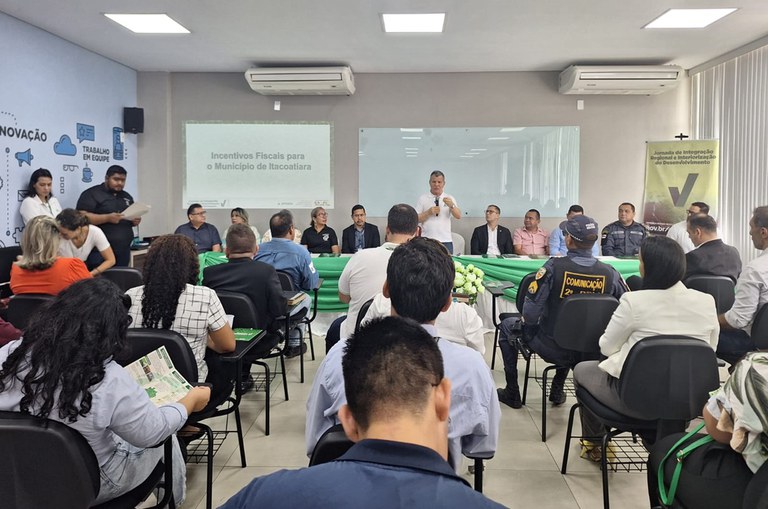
[453,255,641,302]
[197,253,640,312]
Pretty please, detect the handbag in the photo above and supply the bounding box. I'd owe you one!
[657,422,715,506]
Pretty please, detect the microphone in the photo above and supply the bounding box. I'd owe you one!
[434,197,439,216]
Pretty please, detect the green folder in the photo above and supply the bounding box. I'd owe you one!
[233,328,263,342]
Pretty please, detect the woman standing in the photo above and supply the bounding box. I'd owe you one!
[19,168,62,224]
[301,207,340,254]
[56,208,116,276]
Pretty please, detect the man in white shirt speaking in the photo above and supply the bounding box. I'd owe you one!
[416,171,461,254]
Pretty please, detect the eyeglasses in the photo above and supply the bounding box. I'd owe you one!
[315,212,327,217]
[686,209,697,215]
[191,211,207,216]
[485,210,498,214]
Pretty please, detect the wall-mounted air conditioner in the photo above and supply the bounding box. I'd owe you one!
[244,66,355,96]
[559,65,685,95]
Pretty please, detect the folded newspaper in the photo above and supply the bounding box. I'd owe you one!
[125,346,192,406]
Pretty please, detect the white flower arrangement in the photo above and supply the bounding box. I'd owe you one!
[453,261,485,305]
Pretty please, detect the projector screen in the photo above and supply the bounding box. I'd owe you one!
[183,122,333,209]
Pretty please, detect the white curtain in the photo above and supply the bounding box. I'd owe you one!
[691,45,768,261]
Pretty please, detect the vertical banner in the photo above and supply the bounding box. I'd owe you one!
[643,140,719,234]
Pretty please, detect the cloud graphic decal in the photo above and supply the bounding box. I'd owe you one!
[53,135,77,156]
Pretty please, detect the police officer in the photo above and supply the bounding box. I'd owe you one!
[601,202,648,257]
[496,215,628,409]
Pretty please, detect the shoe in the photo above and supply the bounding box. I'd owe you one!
[497,388,522,409]
[549,386,566,406]
[468,462,485,475]
[240,374,255,394]
[284,342,307,359]
[579,439,615,463]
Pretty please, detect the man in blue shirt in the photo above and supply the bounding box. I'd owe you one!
[549,204,600,257]
[174,203,221,253]
[221,315,505,509]
[306,237,500,473]
[256,209,319,357]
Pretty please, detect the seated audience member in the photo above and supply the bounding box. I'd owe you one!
[497,215,626,410]
[19,168,62,225]
[307,237,500,472]
[203,224,287,332]
[327,204,418,352]
[717,206,768,365]
[470,204,514,255]
[549,205,599,257]
[301,207,340,254]
[221,207,260,248]
[10,215,91,295]
[222,316,505,509]
[513,209,549,255]
[573,236,719,460]
[125,235,235,406]
[174,203,222,253]
[363,292,486,354]
[256,209,319,358]
[0,317,21,347]
[56,208,116,276]
[666,201,710,253]
[601,202,647,257]
[649,350,768,509]
[685,213,742,283]
[0,278,211,505]
[341,204,381,254]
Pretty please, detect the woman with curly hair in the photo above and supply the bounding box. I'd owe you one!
[10,215,91,295]
[0,278,211,504]
[125,234,235,395]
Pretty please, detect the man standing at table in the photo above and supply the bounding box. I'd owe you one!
[76,165,140,267]
[341,204,381,254]
[416,171,461,254]
[601,202,647,257]
[513,209,549,255]
[470,204,513,255]
[174,203,222,253]
[549,205,599,257]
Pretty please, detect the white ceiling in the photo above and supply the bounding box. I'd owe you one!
[2,0,768,73]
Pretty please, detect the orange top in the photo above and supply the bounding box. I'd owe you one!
[10,257,92,295]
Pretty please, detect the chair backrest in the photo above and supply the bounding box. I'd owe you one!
[619,335,719,421]
[451,233,465,256]
[276,271,294,291]
[7,293,55,330]
[552,294,619,353]
[308,423,353,466]
[684,275,736,314]
[0,410,99,508]
[516,272,536,313]
[100,267,144,293]
[116,328,199,384]
[751,303,768,349]
[354,298,375,335]
[215,290,261,329]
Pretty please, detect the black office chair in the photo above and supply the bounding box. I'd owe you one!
[309,423,489,493]
[215,290,289,435]
[490,272,535,370]
[0,246,22,300]
[684,275,736,314]
[353,297,375,335]
[561,335,720,509]
[743,458,768,508]
[0,410,174,509]
[749,303,768,348]
[524,293,619,442]
[6,293,55,330]
[117,328,245,509]
[276,270,318,382]
[100,267,144,292]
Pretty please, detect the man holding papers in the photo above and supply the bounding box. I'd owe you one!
[76,165,141,266]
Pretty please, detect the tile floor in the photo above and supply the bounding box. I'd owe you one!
[179,332,652,509]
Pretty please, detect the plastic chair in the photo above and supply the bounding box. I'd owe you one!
[215,290,288,435]
[0,410,174,509]
[451,232,465,255]
[561,335,720,509]
[524,293,619,442]
[490,272,535,370]
[684,275,736,314]
[276,270,318,382]
[101,267,144,292]
[7,293,54,330]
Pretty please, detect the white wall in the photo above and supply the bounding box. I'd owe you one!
[0,13,137,247]
[138,71,690,244]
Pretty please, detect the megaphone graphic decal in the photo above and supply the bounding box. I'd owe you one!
[15,149,33,167]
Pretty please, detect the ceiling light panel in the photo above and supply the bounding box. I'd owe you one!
[644,9,736,29]
[382,13,445,33]
[104,14,190,34]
